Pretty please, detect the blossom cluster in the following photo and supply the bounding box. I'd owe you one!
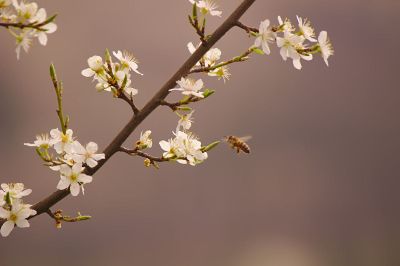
[0,0,57,59]
[82,50,142,98]
[0,183,36,237]
[159,111,208,166]
[253,16,334,70]
[25,128,105,196]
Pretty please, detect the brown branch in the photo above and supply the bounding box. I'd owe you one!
[119,93,140,115]
[235,21,259,34]
[119,147,168,163]
[0,0,257,227]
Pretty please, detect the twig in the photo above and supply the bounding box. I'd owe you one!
[119,147,168,163]
[159,96,202,111]
[0,0,257,227]
[235,21,259,33]
[0,14,57,31]
[189,48,254,74]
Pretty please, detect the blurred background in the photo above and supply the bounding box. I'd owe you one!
[0,0,399,265]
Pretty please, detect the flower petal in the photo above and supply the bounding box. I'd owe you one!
[1,221,14,237]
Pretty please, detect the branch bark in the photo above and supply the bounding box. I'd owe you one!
[0,0,257,226]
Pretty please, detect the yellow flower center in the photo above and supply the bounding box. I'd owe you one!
[10,214,17,222]
[70,174,78,182]
[61,133,69,143]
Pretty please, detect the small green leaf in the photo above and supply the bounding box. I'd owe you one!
[203,89,215,98]
[49,64,57,82]
[177,106,192,111]
[201,141,220,152]
[192,2,198,20]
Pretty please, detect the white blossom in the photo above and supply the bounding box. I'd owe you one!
[318,31,334,66]
[24,133,52,149]
[12,0,38,22]
[189,0,222,17]
[50,128,74,154]
[277,16,295,32]
[170,77,205,98]
[114,70,138,96]
[71,141,105,168]
[254,19,276,55]
[0,202,37,237]
[137,130,152,149]
[113,50,143,75]
[208,65,231,82]
[81,55,106,78]
[57,163,92,196]
[0,183,32,202]
[159,131,208,166]
[15,29,33,60]
[276,31,312,70]
[177,111,194,131]
[296,15,316,42]
[187,42,222,67]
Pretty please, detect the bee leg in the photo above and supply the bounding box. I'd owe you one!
[236,147,240,153]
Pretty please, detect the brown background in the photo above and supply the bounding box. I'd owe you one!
[0,0,399,265]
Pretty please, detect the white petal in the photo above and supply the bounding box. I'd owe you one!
[86,158,98,168]
[92,153,105,161]
[293,58,302,70]
[57,177,70,190]
[15,218,29,228]
[159,141,170,151]
[1,183,9,191]
[78,174,92,184]
[70,183,80,196]
[81,68,95,77]
[19,189,32,197]
[72,163,83,174]
[38,32,47,46]
[60,164,72,176]
[73,141,86,154]
[1,221,15,237]
[318,31,327,43]
[44,23,57,34]
[0,208,9,219]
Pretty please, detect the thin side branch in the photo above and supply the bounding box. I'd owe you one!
[119,147,168,163]
[235,21,259,34]
[0,14,57,30]
[189,48,254,74]
[0,0,257,226]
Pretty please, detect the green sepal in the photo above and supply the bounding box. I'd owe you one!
[252,48,265,55]
[192,2,198,20]
[41,14,57,27]
[105,49,112,66]
[5,192,12,205]
[121,74,128,89]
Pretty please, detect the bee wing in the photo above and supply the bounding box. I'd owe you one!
[239,136,252,142]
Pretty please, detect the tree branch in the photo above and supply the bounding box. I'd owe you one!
[0,0,257,226]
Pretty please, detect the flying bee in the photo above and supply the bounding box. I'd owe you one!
[224,135,252,154]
